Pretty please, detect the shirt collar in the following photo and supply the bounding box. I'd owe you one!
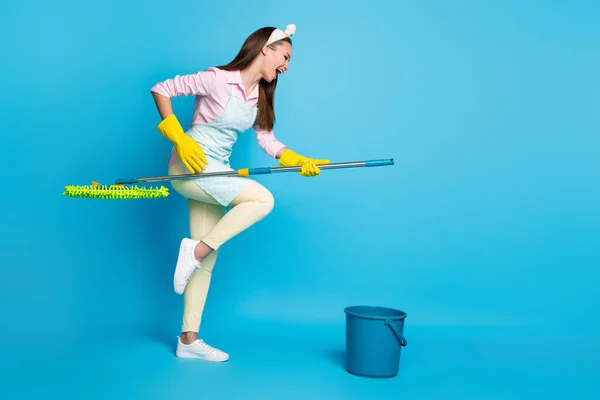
[226,70,259,100]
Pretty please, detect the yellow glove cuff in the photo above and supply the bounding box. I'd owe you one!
[278,149,304,167]
[157,114,186,143]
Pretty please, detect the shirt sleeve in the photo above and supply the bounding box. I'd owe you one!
[253,124,287,159]
[150,67,217,98]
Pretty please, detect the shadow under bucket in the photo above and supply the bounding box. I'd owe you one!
[344,305,408,378]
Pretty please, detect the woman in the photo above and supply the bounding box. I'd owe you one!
[150,24,329,361]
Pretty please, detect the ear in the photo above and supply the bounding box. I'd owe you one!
[261,46,269,56]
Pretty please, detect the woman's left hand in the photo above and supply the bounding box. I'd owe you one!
[278,149,330,177]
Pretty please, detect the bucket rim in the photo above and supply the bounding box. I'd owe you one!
[344,305,407,320]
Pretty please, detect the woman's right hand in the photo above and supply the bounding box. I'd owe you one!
[173,135,208,173]
[157,114,208,173]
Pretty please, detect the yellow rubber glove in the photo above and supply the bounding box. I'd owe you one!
[157,114,207,173]
[278,149,330,177]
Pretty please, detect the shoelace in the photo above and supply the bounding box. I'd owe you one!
[197,340,217,353]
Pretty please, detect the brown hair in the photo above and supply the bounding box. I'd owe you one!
[216,27,292,131]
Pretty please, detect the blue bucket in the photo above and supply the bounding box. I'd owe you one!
[344,305,408,378]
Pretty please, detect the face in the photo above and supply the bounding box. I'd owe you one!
[261,41,292,82]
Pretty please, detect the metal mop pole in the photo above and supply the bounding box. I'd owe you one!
[114,158,394,185]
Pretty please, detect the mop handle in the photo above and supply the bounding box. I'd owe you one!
[114,158,394,185]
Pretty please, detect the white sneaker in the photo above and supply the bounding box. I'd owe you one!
[175,337,229,362]
[173,238,200,295]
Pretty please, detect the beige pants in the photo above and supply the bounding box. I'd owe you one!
[168,162,275,333]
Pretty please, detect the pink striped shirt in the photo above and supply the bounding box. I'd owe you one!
[150,67,287,160]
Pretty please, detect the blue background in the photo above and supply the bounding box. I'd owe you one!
[1,0,599,398]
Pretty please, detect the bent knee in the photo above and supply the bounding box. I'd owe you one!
[236,181,275,214]
[262,188,275,214]
[253,183,275,214]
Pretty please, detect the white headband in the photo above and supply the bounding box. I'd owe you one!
[264,24,296,47]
